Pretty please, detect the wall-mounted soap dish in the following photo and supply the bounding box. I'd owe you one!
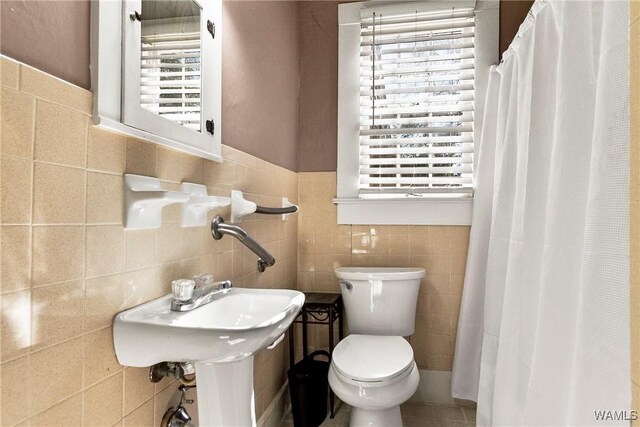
[230,190,257,224]
[230,190,298,223]
[281,197,296,221]
[124,174,190,229]
[180,183,231,227]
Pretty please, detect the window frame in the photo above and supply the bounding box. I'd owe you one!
[335,0,499,225]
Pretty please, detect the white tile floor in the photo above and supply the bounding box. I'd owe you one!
[280,400,477,427]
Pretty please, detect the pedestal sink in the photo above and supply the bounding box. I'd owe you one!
[113,287,305,426]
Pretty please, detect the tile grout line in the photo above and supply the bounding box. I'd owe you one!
[25,71,37,418]
[26,390,85,424]
[82,113,89,400]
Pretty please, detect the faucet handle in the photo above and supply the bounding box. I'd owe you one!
[192,274,214,288]
[172,279,195,301]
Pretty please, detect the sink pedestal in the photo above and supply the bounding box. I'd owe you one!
[195,357,256,427]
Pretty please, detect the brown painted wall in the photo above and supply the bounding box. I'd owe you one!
[297,1,338,172]
[222,1,300,171]
[500,1,535,58]
[0,0,300,171]
[0,1,91,89]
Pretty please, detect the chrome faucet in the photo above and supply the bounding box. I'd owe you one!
[171,277,233,312]
[211,216,276,272]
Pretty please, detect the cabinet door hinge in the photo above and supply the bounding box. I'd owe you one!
[206,120,215,135]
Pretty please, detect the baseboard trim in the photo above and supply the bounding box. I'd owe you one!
[257,382,289,427]
[408,369,456,405]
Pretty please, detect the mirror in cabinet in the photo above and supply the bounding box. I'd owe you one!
[138,0,202,132]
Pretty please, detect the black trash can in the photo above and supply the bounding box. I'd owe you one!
[288,350,330,427]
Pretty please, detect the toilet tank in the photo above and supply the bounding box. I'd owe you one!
[335,267,425,336]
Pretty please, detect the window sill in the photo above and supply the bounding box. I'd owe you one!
[333,197,473,225]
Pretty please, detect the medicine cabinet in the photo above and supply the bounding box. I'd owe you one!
[91,0,222,161]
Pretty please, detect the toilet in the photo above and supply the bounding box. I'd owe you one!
[329,267,426,427]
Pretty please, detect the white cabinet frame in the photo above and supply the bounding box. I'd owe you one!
[91,0,222,161]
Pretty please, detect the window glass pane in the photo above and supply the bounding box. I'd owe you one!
[359,8,475,196]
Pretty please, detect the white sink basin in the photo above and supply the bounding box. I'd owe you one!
[113,287,305,426]
[114,288,304,366]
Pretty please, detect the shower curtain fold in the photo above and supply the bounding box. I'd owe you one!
[451,1,630,425]
[450,65,500,403]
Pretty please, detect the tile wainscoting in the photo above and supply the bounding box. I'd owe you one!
[296,172,470,372]
[0,56,298,426]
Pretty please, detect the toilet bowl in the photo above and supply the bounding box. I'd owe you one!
[330,267,426,426]
[328,335,419,426]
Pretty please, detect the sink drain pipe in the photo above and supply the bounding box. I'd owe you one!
[149,362,197,386]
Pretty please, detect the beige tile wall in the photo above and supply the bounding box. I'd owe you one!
[296,172,469,371]
[631,0,639,420]
[0,56,298,426]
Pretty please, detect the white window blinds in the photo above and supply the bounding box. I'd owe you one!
[359,7,475,196]
[140,29,202,131]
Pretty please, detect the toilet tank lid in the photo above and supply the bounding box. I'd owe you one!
[334,267,425,281]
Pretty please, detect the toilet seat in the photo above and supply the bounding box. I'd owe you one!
[332,335,414,385]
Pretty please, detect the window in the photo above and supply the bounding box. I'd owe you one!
[359,8,475,196]
[336,1,498,225]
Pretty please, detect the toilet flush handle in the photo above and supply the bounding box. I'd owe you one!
[340,280,353,291]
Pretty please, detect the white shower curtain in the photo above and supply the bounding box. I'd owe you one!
[452,1,630,425]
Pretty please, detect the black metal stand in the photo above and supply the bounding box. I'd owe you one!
[288,292,344,419]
